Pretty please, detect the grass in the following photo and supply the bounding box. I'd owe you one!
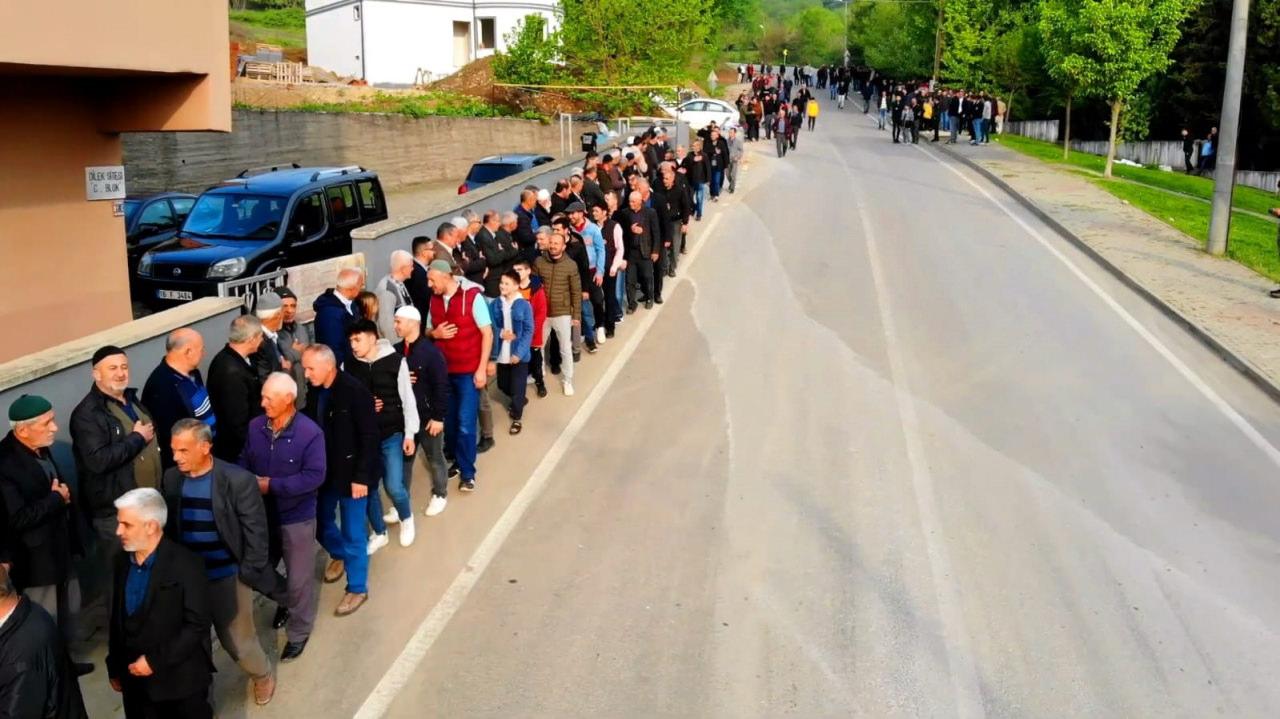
[229,8,304,31]
[1086,177,1280,282]
[230,8,306,51]
[998,134,1279,217]
[234,91,544,121]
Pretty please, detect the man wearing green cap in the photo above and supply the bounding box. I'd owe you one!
[0,394,92,675]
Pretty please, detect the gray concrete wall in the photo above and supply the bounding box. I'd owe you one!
[123,109,563,194]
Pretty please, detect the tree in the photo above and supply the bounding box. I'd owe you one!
[850,1,935,79]
[1045,0,1199,176]
[557,0,716,85]
[492,15,559,86]
[1040,0,1100,159]
[787,6,846,65]
[942,0,999,87]
[986,19,1048,122]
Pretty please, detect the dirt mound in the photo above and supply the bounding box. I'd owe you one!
[429,56,590,116]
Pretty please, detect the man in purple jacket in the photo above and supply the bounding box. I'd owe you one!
[239,372,326,663]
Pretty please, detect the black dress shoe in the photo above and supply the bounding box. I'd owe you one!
[477,436,495,454]
[536,385,548,398]
[74,662,95,677]
[655,298,664,305]
[273,606,290,630]
[644,300,654,309]
[281,640,308,663]
[1270,288,1280,299]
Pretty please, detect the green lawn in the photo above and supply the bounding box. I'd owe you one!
[230,8,306,52]
[1088,178,1280,282]
[998,134,1279,217]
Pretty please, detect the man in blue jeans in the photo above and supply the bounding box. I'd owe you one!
[345,319,419,552]
[425,261,493,493]
[300,344,379,617]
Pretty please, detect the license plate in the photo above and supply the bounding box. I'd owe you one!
[157,289,193,301]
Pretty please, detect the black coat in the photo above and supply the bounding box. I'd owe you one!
[0,597,88,719]
[475,226,521,297]
[623,205,662,257]
[206,345,262,462]
[0,433,81,589]
[158,460,282,598]
[302,370,380,492]
[406,260,432,313]
[107,538,214,704]
[581,178,606,210]
[454,237,487,287]
[69,386,155,519]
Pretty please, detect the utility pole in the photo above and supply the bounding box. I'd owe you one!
[1207,0,1251,256]
[932,0,945,82]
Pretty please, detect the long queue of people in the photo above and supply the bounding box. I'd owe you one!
[0,129,743,718]
[733,66,839,158]
[870,81,1005,147]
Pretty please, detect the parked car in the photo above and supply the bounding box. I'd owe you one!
[133,164,388,309]
[666,98,739,131]
[458,154,557,194]
[123,192,196,277]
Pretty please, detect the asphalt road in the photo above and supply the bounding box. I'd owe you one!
[84,98,1280,718]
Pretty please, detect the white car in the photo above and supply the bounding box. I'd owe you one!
[668,98,738,131]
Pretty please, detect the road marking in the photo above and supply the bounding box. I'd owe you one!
[912,143,1280,470]
[831,146,988,719]
[354,213,726,718]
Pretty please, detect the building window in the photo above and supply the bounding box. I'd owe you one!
[353,5,361,21]
[477,18,496,50]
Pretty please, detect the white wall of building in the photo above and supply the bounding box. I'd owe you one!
[307,0,558,85]
[305,0,365,79]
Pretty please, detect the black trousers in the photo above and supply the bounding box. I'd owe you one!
[495,362,529,420]
[634,254,657,303]
[123,686,212,719]
[585,280,606,337]
[603,273,622,323]
[664,221,682,273]
[892,120,901,142]
[529,346,546,388]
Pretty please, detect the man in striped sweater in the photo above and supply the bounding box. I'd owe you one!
[160,419,280,707]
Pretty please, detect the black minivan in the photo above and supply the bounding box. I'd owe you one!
[133,165,387,308]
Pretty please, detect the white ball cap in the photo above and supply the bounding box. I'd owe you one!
[394,305,421,322]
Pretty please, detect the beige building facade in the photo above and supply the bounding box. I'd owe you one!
[0,2,231,362]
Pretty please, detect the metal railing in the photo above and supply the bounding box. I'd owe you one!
[217,268,288,310]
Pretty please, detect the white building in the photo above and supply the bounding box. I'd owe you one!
[305,0,559,85]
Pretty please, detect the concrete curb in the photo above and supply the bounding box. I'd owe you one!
[937,142,1280,406]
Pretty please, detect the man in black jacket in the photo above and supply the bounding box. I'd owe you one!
[513,189,540,261]
[393,306,451,517]
[455,212,488,287]
[0,565,88,719]
[623,184,663,310]
[141,328,215,470]
[301,343,379,617]
[0,395,91,676]
[653,165,692,279]
[108,487,214,719]
[159,420,278,706]
[207,314,265,462]
[70,345,162,578]
[407,235,435,312]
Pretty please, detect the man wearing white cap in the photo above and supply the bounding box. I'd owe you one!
[392,306,451,516]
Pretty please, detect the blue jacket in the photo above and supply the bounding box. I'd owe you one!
[238,412,326,526]
[575,221,606,280]
[312,289,358,367]
[488,296,534,364]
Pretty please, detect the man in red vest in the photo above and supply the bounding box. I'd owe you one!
[425,261,493,493]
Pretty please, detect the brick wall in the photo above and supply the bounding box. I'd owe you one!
[123,109,563,194]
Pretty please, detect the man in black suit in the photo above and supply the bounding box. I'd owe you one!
[107,487,214,719]
[475,210,520,297]
[0,564,88,719]
[407,235,435,312]
[207,314,265,462]
[301,343,379,617]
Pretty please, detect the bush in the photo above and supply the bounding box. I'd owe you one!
[229,8,305,31]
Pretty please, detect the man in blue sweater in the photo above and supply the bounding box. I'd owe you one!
[142,328,217,469]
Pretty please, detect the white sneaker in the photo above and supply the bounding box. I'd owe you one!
[383,509,400,525]
[367,532,389,555]
[595,328,606,345]
[563,382,575,396]
[399,517,416,547]
[424,495,448,517]
[526,375,536,385]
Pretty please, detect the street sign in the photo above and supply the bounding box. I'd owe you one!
[85,166,126,201]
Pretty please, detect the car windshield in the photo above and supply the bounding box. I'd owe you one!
[123,199,142,225]
[182,193,287,240]
[467,163,521,184]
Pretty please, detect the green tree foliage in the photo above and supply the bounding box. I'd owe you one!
[985,17,1048,122]
[492,15,559,86]
[557,0,716,85]
[1039,0,1096,157]
[1044,0,1199,176]
[786,6,846,65]
[850,1,935,79]
[942,0,1000,86]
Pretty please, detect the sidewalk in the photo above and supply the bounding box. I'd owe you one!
[940,140,1280,398]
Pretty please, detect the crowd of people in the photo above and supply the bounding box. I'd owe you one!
[0,126,747,717]
[732,63,841,158]
[866,81,1004,147]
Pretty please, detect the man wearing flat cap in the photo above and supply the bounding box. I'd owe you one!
[1,394,94,676]
[70,345,162,572]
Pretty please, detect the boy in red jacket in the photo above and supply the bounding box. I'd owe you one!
[513,259,548,398]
